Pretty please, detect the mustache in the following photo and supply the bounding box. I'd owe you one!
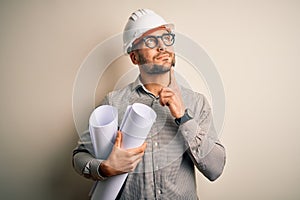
[153,51,174,59]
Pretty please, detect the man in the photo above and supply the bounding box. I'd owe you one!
[73,9,226,199]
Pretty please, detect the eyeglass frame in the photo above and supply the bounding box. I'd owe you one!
[142,33,175,49]
[130,33,175,52]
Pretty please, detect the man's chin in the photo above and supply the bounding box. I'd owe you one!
[150,65,172,74]
[141,63,172,74]
[147,69,170,75]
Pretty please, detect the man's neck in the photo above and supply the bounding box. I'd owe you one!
[140,72,170,97]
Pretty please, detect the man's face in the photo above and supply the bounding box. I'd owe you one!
[132,28,175,75]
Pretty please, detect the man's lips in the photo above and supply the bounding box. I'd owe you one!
[155,54,170,60]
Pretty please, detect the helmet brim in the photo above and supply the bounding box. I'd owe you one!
[125,23,175,54]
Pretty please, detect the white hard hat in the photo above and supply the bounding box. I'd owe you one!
[123,8,174,54]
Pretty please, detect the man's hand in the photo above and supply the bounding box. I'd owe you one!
[159,67,185,118]
[100,131,147,177]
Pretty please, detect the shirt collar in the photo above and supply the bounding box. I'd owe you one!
[131,75,159,98]
[131,75,143,91]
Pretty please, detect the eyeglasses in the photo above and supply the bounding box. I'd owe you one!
[142,33,175,49]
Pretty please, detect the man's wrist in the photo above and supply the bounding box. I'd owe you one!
[98,161,109,177]
[82,159,108,181]
[175,108,194,125]
[176,109,185,119]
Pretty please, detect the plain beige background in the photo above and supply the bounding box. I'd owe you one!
[1,0,300,200]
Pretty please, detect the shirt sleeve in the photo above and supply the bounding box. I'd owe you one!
[72,130,108,181]
[72,95,111,181]
[179,95,226,181]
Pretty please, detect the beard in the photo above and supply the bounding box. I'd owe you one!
[140,63,172,74]
[138,51,176,75]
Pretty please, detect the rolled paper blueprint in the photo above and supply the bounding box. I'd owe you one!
[120,103,157,149]
[90,103,156,200]
[89,105,118,159]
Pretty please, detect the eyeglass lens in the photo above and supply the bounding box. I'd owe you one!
[143,33,175,49]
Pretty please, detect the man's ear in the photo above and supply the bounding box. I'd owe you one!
[129,52,139,65]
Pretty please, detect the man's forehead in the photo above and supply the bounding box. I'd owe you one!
[132,26,171,46]
[143,27,170,36]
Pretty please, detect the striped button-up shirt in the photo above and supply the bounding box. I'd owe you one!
[73,77,226,200]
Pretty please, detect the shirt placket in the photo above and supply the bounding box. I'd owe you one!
[139,88,165,199]
[150,98,164,199]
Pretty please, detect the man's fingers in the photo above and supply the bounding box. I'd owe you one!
[115,132,146,154]
[160,92,174,98]
[159,88,175,104]
[127,142,147,155]
[160,87,177,106]
[160,97,169,107]
[160,87,175,95]
[114,131,122,148]
[141,142,147,151]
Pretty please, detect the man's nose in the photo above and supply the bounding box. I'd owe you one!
[157,39,166,52]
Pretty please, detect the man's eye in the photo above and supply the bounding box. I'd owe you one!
[145,38,157,47]
[163,35,173,43]
[164,36,171,41]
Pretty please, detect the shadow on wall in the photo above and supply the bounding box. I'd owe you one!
[47,132,93,200]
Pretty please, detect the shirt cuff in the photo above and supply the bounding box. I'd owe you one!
[90,159,107,181]
[179,118,198,142]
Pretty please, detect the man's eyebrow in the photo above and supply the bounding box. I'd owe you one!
[145,31,171,37]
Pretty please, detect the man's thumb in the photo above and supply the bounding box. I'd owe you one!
[114,131,122,148]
